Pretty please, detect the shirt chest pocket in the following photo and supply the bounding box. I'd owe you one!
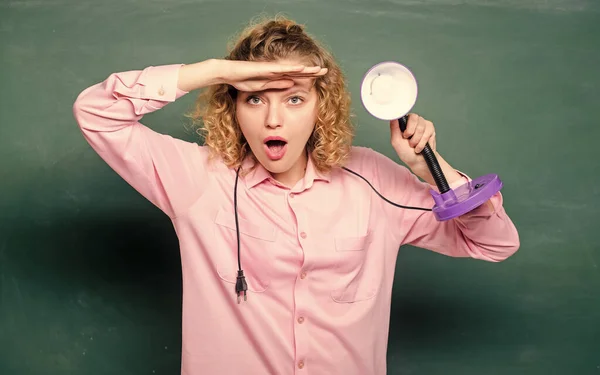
[213,208,278,293]
[330,232,379,303]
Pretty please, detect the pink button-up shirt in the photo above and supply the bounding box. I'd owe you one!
[73,64,519,375]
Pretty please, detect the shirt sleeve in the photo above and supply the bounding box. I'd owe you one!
[367,147,520,262]
[72,64,210,219]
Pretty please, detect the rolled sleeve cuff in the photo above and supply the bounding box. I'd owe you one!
[137,64,188,102]
[429,169,471,192]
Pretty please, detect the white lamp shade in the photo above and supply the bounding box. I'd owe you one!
[360,61,418,121]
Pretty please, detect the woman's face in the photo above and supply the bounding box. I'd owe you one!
[235,59,319,186]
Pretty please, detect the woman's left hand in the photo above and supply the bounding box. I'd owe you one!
[390,113,437,172]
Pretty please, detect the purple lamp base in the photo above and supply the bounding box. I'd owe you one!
[430,174,503,221]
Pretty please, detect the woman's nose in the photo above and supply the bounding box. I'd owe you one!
[265,104,283,128]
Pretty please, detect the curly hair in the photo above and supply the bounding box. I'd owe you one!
[187,14,354,175]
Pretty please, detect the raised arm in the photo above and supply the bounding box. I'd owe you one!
[368,147,520,262]
[73,59,329,218]
[72,62,217,218]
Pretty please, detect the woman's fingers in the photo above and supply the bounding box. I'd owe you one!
[415,124,433,153]
[284,68,328,77]
[403,113,419,139]
[270,63,306,74]
[231,62,327,92]
[230,61,327,88]
[293,65,321,73]
[268,64,327,77]
[403,114,435,153]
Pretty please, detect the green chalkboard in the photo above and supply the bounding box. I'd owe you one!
[1,0,599,374]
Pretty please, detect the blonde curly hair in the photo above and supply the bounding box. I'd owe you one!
[187,15,354,175]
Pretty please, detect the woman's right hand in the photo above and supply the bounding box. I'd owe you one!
[218,59,328,92]
[177,59,327,93]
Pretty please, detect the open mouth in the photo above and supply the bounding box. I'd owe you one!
[264,139,288,160]
[265,139,287,151]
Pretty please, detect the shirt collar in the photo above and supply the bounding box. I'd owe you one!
[242,154,331,190]
[241,156,270,189]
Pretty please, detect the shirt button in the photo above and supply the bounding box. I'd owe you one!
[289,193,295,198]
[158,87,165,96]
[297,316,305,324]
[298,360,304,369]
[300,271,307,279]
[300,232,307,239]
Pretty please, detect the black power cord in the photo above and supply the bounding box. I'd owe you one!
[234,166,248,304]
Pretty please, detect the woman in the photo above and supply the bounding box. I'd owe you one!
[73,15,519,375]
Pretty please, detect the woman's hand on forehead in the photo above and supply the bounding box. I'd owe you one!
[218,59,327,92]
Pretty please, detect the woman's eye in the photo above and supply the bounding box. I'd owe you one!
[289,96,304,105]
[247,96,262,105]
